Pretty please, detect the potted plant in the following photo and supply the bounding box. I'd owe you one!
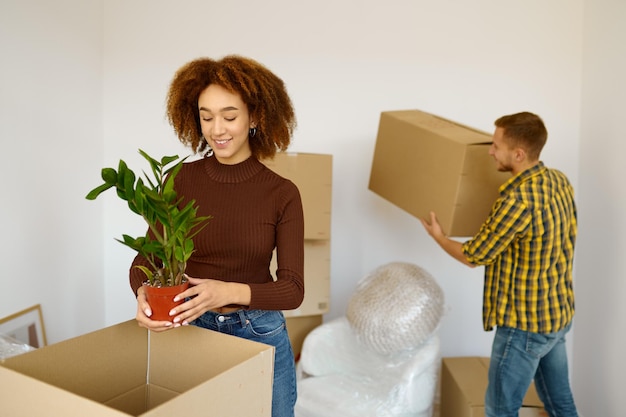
[86,149,211,320]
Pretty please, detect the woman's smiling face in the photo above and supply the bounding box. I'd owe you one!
[198,84,254,165]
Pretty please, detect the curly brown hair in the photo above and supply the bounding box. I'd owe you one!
[166,55,296,160]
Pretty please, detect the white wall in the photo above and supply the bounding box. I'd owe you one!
[575,1,626,416]
[3,0,624,415]
[100,1,584,362]
[0,1,104,342]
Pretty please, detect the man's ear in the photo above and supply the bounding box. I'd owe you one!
[515,147,526,162]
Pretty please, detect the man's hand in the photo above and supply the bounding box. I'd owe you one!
[420,211,446,241]
[421,211,475,268]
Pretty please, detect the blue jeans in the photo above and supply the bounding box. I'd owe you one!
[193,309,296,417]
[486,324,578,417]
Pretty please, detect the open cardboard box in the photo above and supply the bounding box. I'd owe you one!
[0,320,274,416]
[369,110,510,237]
[441,357,546,417]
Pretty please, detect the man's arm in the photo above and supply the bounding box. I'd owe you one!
[420,211,476,268]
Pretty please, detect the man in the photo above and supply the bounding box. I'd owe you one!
[421,112,578,417]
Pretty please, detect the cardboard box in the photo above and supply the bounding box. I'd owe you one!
[369,110,510,237]
[264,152,333,318]
[276,239,331,318]
[0,320,274,416]
[285,315,323,361]
[441,357,545,417]
[263,152,332,240]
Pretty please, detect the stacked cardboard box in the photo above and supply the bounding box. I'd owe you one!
[0,320,274,416]
[441,357,546,417]
[369,110,510,237]
[262,152,332,358]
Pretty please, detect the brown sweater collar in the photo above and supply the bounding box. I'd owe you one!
[203,154,264,183]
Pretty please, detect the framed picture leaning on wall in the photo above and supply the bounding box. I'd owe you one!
[0,304,47,348]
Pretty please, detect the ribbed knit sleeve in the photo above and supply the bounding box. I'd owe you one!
[247,179,305,310]
[129,155,305,311]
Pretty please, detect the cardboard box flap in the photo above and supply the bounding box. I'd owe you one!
[143,349,274,417]
[384,110,493,145]
[2,320,147,404]
[148,325,275,392]
[0,366,129,417]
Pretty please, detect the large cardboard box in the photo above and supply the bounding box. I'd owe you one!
[369,110,510,237]
[278,239,331,318]
[0,320,274,416]
[263,152,332,240]
[264,152,333,318]
[441,357,546,417]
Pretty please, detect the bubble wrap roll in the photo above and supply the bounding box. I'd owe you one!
[346,262,444,355]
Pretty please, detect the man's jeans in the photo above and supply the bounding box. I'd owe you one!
[486,324,578,417]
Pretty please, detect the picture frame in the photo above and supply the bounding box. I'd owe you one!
[0,304,47,348]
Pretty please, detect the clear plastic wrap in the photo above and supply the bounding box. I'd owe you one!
[296,262,445,417]
[296,318,440,417]
[346,262,445,355]
[0,333,36,361]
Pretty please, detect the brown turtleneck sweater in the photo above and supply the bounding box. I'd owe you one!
[129,155,305,311]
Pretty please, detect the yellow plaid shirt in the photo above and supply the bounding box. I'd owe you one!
[462,162,577,333]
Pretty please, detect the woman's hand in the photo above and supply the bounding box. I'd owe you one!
[168,276,252,326]
[134,286,175,332]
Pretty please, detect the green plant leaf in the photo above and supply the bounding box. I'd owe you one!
[86,148,211,287]
[135,184,145,213]
[161,155,180,167]
[117,160,129,187]
[183,238,194,257]
[85,183,114,200]
[139,149,162,186]
[173,245,184,263]
[142,171,158,191]
[116,235,145,252]
[139,149,160,171]
[134,265,154,283]
[123,167,136,201]
[102,167,118,184]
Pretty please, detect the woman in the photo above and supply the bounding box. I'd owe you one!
[129,55,305,417]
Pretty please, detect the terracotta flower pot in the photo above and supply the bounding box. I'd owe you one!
[143,280,189,321]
